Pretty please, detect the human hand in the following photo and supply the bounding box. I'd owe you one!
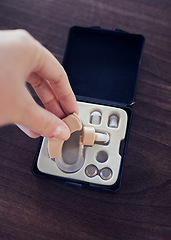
[0,29,79,140]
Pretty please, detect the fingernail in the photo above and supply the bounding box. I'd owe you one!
[51,125,70,140]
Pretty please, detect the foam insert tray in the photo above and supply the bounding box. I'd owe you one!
[37,102,127,186]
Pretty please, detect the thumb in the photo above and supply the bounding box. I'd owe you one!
[16,88,70,140]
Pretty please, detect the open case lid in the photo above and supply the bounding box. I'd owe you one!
[62,26,145,106]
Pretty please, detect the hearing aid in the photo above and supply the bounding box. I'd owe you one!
[48,113,110,173]
[48,113,82,159]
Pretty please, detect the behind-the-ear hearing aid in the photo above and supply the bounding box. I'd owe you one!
[48,113,110,173]
[48,113,82,159]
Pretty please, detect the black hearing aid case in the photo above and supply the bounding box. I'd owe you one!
[32,26,145,192]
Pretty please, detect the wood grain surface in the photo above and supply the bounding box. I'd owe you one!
[0,0,170,239]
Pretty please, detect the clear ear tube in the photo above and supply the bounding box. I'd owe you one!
[55,137,85,173]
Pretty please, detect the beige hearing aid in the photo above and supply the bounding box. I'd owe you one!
[48,113,82,159]
[48,113,110,173]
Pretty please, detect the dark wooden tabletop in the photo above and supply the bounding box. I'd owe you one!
[0,1,170,239]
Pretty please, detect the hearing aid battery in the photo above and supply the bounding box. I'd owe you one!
[99,167,113,180]
[85,165,98,177]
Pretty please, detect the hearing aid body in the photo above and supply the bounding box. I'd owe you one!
[48,113,82,159]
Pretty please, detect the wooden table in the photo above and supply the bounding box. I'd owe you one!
[0,1,170,239]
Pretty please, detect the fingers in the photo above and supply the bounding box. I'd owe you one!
[0,29,78,139]
[32,43,79,116]
[27,73,65,119]
[16,87,70,140]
